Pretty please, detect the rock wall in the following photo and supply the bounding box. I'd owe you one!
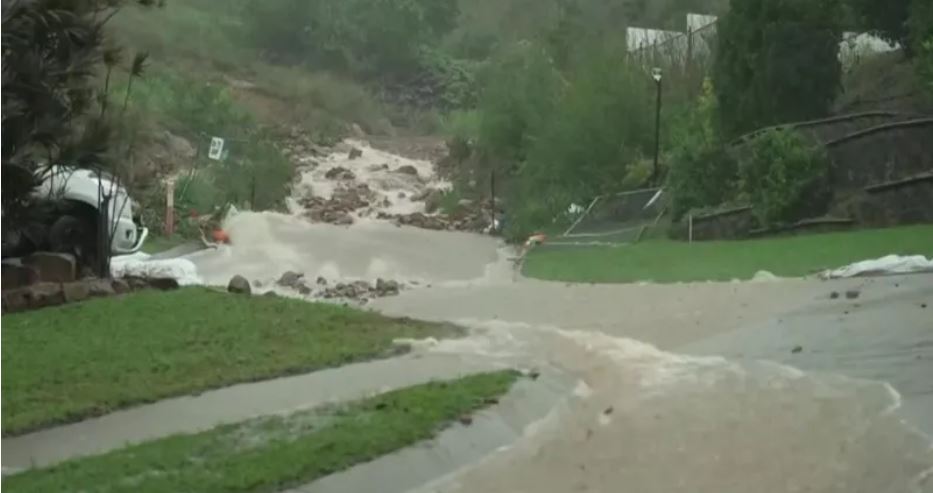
[842,174,933,227]
[826,120,933,191]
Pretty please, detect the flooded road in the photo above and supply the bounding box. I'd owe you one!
[7,141,930,491]
[183,141,932,492]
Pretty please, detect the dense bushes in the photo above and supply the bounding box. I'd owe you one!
[739,129,830,227]
[243,0,458,78]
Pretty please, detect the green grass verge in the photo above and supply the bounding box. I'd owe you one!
[4,371,519,493]
[1,288,460,436]
[523,225,933,283]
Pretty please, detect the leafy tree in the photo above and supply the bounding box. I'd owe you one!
[713,0,845,137]
[476,43,564,167]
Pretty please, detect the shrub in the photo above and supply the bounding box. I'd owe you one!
[667,79,738,220]
[739,129,830,227]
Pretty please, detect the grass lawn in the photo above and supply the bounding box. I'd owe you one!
[4,371,519,493]
[523,225,933,283]
[1,288,460,436]
[141,234,192,254]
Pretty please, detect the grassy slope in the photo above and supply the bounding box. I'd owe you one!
[1,288,460,436]
[523,225,933,283]
[5,371,519,493]
[109,1,388,135]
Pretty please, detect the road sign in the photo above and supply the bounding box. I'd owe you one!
[208,137,225,161]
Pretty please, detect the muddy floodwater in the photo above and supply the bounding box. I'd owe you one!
[183,142,933,492]
[6,141,931,492]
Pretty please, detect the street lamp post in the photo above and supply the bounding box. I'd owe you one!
[651,67,663,185]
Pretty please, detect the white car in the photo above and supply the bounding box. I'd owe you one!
[28,166,148,260]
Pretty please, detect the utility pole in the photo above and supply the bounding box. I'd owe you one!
[651,67,663,185]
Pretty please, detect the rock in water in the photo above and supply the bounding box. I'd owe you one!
[395,165,419,176]
[277,271,305,289]
[325,166,356,180]
[228,275,251,295]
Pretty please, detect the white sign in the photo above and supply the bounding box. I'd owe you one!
[208,137,225,161]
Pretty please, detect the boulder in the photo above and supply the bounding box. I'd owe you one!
[23,252,76,283]
[374,278,401,296]
[228,275,252,295]
[2,262,38,290]
[110,278,131,295]
[348,147,363,160]
[325,166,356,180]
[277,271,305,289]
[423,189,445,213]
[395,165,419,176]
[62,282,91,303]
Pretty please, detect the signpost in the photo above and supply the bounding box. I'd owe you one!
[208,137,225,161]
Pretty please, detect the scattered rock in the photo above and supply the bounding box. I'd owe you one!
[458,415,474,426]
[348,147,363,160]
[316,276,328,286]
[278,271,305,288]
[922,303,928,309]
[394,165,419,176]
[603,406,614,416]
[324,166,356,180]
[374,278,401,296]
[23,252,76,283]
[228,275,252,295]
[845,290,860,300]
[423,189,444,213]
[368,163,390,172]
[829,291,840,300]
[397,192,406,199]
[319,278,405,301]
[792,345,803,354]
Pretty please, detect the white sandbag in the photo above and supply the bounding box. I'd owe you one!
[110,253,203,286]
[820,255,933,279]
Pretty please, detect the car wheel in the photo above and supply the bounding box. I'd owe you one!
[49,214,98,268]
